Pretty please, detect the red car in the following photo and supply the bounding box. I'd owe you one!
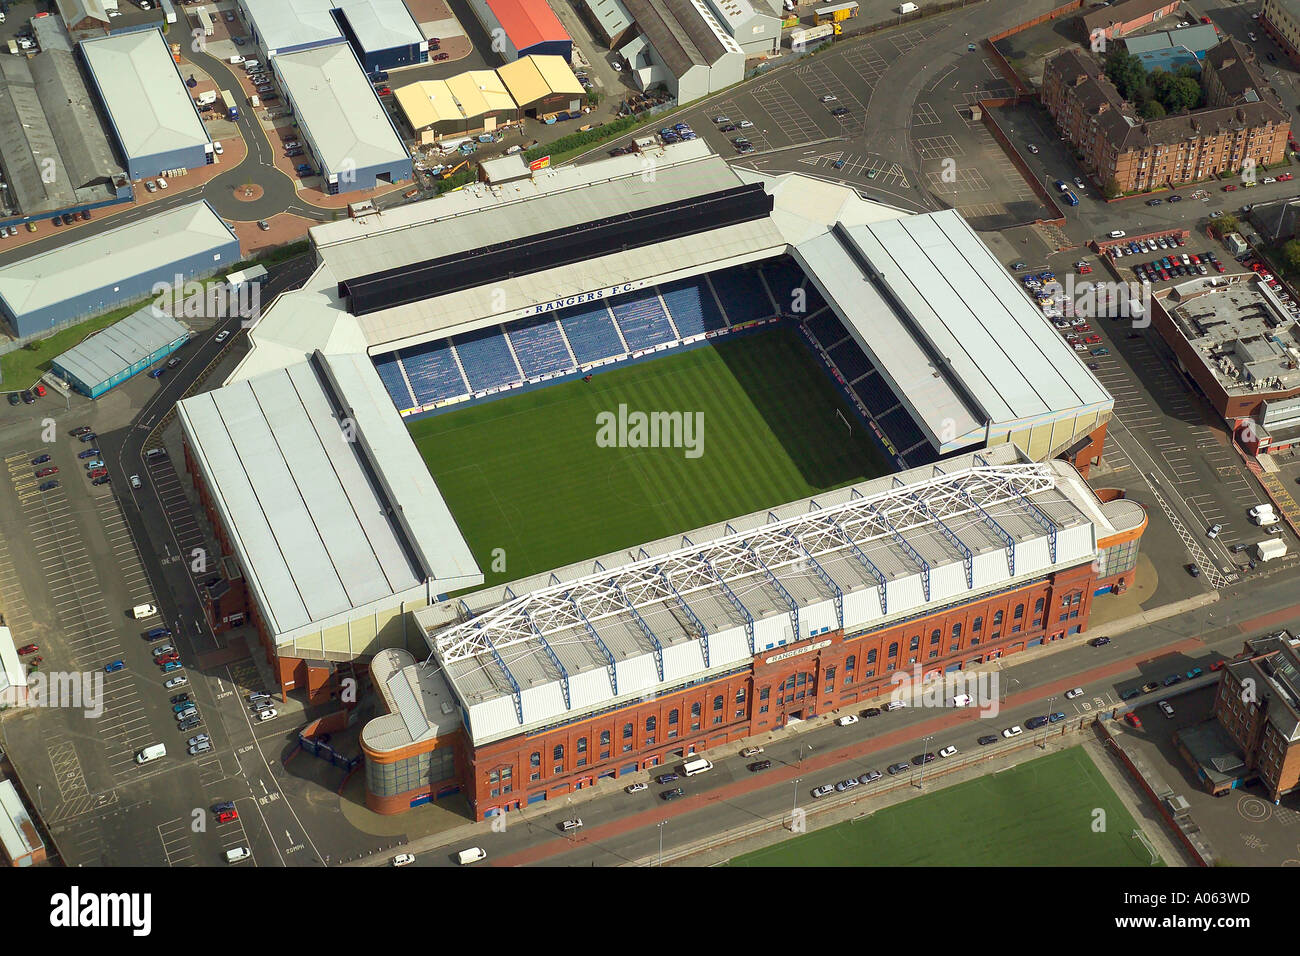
[1279,173,1294,182]
[1209,660,1226,672]
[1084,334,1102,344]
[1077,264,1092,274]
[16,644,38,655]
[1124,711,1143,729]
[217,809,239,823]
[377,86,392,95]
[35,467,57,478]
[1222,184,1237,191]
[156,652,180,665]
[87,468,108,480]
[33,384,46,397]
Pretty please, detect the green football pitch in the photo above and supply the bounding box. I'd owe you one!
[408,327,895,588]
[727,747,1165,867]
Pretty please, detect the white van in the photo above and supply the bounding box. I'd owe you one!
[243,60,260,72]
[457,846,487,865]
[1250,504,1276,524]
[883,699,906,711]
[135,743,166,764]
[229,54,244,64]
[225,846,251,863]
[682,757,713,776]
[131,603,157,619]
[898,1,918,12]
[1257,512,1280,527]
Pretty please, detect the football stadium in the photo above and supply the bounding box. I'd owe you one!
[178,139,1139,817]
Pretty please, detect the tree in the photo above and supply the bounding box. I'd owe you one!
[1139,98,1166,119]
[1103,177,1123,199]
[1104,48,1146,101]
[1214,213,1239,236]
[1281,239,1300,275]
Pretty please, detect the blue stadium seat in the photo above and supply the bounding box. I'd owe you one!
[453,327,522,392]
[877,405,929,454]
[609,291,677,350]
[808,312,849,348]
[400,338,469,404]
[828,339,873,383]
[800,279,827,315]
[710,267,777,324]
[658,277,727,336]
[558,302,626,364]
[506,316,575,377]
[852,373,901,418]
[760,257,807,314]
[373,353,417,409]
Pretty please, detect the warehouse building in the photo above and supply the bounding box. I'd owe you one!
[51,305,190,398]
[0,200,239,337]
[394,72,518,143]
[618,0,745,104]
[239,0,427,73]
[81,29,213,181]
[273,43,412,194]
[467,0,573,62]
[496,55,585,117]
[56,0,112,38]
[0,628,26,710]
[0,34,124,219]
[701,0,781,56]
[0,779,44,867]
[362,445,1147,816]
[1077,0,1181,43]
[579,0,636,48]
[177,350,482,695]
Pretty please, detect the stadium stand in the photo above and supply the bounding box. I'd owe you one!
[709,268,778,326]
[659,276,727,336]
[609,290,679,350]
[877,405,930,455]
[453,327,524,392]
[828,339,874,383]
[759,257,808,314]
[373,353,418,409]
[506,316,575,377]
[399,339,470,405]
[852,372,901,418]
[558,302,627,364]
[807,311,849,349]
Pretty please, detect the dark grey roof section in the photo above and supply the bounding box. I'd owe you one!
[0,57,78,211]
[622,0,731,76]
[53,305,189,388]
[31,48,122,190]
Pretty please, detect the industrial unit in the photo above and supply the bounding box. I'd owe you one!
[394,72,518,144]
[496,54,586,117]
[0,200,239,337]
[51,305,191,398]
[238,0,428,73]
[80,28,214,181]
[467,0,573,62]
[273,43,412,194]
[617,0,745,104]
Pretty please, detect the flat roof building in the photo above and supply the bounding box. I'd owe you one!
[239,0,428,73]
[467,0,572,62]
[0,778,44,867]
[81,28,213,181]
[0,200,239,337]
[273,42,412,194]
[177,350,482,682]
[52,305,191,398]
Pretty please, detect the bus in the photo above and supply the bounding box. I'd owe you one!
[814,2,858,24]
[220,89,238,120]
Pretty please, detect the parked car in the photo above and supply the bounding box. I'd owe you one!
[886,762,910,775]
[659,787,684,801]
[1124,711,1143,728]
[740,746,764,757]
[859,770,883,783]
[624,782,648,794]
[105,660,125,673]
[747,759,772,772]
[1065,687,1084,699]
[836,714,859,726]
[859,707,881,717]
[1002,725,1023,738]
[938,745,957,758]
[977,734,998,747]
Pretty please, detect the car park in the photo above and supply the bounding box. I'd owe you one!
[1187,667,1203,679]
[1121,688,1141,701]
[1141,681,1160,693]
[91,475,111,487]
[31,454,50,465]
[1207,523,1221,538]
[1026,144,1038,153]
[250,699,273,712]
[171,694,191,705]
[77,448,99,459]
[831,107,849,116]
[1049,712,1066,723]
[16,644,38,655]
[34,467,57,478]
[83,459,104,470]
[913,752,937,765]
[1026,715,1050,730]
[79,432,98,443]
[162,661,184,672]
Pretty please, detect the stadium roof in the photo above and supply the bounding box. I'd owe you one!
[485,0,571,51]
[81,30,211,160]
[241,0,341,52]
[793,209,1113,450]
[274,43,408,174]
[177,351,481,644]
[53,306,189,388]
[0,202,236,323]
[496,55,585,106]
[412,446,1132,746]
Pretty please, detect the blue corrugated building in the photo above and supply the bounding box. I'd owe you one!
[0,201,240,338]
[52,305,190,397]
[1122,24,1220,72]
[239,0,428,74]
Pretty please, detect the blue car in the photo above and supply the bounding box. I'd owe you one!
[161,661,184,673]
[31,454,50,465]
[84,460,104,470]
[173,702,194,713]
[146,627,172,640]
[1048,712,1066,723]
[233,36,245,46]
[1186,667,1203,679]
[105,660,125,673]
[38,480,59,492]
[77,448,100,459]
[78,432,97,443]
[148,368,165,379]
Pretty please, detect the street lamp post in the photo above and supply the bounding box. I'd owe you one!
[657,820,667,866]
[1001,676,1020,704]
[799,743,812,765]
[792,777,801,828]
[1041,696,1056,750]
[916,734,933,789]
